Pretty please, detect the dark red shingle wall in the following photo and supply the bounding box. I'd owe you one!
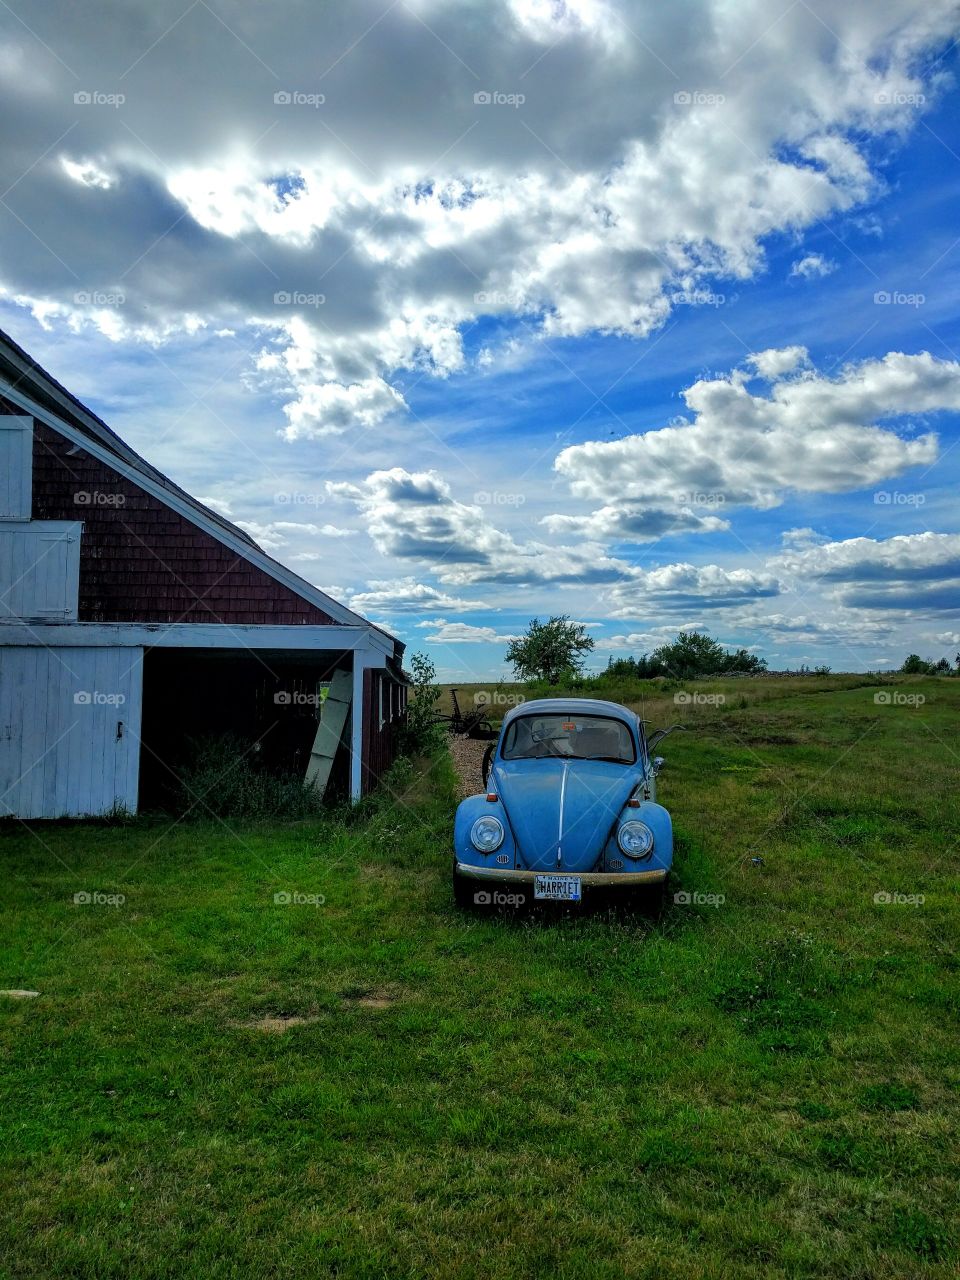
[26,418,336,625]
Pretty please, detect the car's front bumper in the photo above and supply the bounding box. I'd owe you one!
[454,861,668,886]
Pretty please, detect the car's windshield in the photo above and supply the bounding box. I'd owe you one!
[501,713,636,763]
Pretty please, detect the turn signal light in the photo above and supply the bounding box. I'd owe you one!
[627,798,641,808]
[486,793,498,802]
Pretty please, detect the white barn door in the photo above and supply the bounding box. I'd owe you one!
[0,646,143,818]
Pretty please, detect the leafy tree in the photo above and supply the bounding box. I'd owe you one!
[651,630,767,679]
[507,616,595,684]
[604,656,644,680]
[722,646,768,674]
[901,654,930,674]
[605,655,646,679]
[898,654,954,676]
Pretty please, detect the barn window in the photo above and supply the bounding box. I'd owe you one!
[0,522,81,620]
[0,416,33,520]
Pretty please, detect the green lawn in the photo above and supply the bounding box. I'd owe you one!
[1,677,958,1278]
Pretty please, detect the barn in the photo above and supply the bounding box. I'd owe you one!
[0,328,407,818]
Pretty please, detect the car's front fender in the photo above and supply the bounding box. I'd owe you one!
[454,794,518,871]
[603,799,673,873]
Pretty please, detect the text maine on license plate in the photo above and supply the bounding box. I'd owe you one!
[534,875,582,901]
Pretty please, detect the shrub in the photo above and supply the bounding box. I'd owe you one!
[174,734,322,820]
[598,631,767,681]
[398,652,445,757]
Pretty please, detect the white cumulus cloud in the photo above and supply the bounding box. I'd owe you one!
[0,0,954,434]
[551,350,951,542]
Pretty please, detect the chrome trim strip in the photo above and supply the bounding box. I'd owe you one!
[557,761,568,867]
[455,863,668,886]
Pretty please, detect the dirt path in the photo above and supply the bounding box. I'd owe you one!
[448,734,489,801]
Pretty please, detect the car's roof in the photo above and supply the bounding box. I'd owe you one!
[501,697,639,728]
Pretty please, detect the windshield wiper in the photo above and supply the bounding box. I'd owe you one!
[578,754,630,764]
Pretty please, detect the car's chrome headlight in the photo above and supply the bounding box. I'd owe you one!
[617,820,654,858]
[471,815,505,853]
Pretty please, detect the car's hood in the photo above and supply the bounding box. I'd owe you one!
[492,758,640,872]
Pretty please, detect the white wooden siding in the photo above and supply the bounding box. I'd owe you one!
[0,522,81,621]
[0,646,143,818]
[0,416,32,520]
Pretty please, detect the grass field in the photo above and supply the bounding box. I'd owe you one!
[1,676,958,1278]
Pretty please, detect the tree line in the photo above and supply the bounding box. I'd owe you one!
[503,618,960,684]
[505,617,766,684]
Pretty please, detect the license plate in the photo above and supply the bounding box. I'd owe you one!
[534,874,582,902]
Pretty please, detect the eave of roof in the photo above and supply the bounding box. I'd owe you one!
[0,326,403,658]
[0,326,260,549]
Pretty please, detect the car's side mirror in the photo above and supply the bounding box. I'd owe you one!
[652,755,665,775]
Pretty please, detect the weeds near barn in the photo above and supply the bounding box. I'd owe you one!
[0,677,958,1277]
[172,733,325,820]
[398,650,446,757]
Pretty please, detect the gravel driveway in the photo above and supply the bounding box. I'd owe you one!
[448,734,489,801]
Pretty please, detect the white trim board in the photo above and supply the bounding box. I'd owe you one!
[0,376,395,643]
[0,621,392,656]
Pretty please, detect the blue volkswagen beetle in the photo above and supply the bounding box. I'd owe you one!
[453,698,676,909]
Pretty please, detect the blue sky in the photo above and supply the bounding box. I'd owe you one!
[2,0,960,678]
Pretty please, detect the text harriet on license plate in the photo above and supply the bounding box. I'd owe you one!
[534,875,581,901]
